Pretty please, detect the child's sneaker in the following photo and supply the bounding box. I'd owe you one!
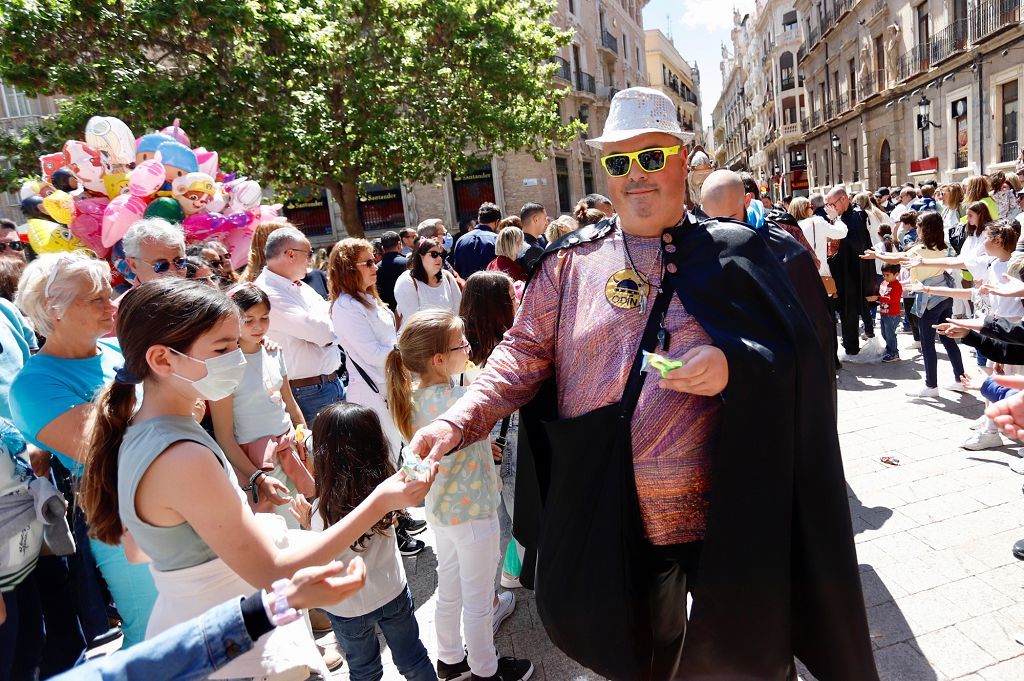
[471,657,534,681]
[492,590,515,635]
[881,353,899,363]
[438,654,471,681]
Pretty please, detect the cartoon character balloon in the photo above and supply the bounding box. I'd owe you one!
[154,141,198,192]
[69,195,111,258]
[26,219,89,255]
[39,152,65,181]
[160,119,191,147]
[103,172,130,199]
[42,191,74,225]
[194,148,219,177]
[102,194,148,247]
[228,179,262,213]
[84,116,136,171]
[143,197,185,224]
[171,172,216,215]
[135,133,175,165]
[63,141,106,195]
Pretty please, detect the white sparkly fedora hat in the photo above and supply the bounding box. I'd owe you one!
[586,86,696,149]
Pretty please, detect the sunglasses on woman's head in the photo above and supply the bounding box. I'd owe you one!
[139,256,188,274]
[600,145,681,178]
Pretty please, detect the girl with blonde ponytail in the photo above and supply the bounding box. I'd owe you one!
[80,278,435,679]
[385,308,530,680]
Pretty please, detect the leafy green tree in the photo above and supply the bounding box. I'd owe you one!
[0,0,579,236]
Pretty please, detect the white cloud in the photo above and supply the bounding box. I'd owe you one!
[679,0,756,33]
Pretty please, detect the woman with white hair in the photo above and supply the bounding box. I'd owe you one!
[10,252,158,647]
[486,226,527,281]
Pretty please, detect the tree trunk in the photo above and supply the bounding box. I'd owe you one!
[326,177,365,238]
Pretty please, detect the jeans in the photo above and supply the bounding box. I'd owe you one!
[326,586,435,681]
[291,377,346,425]
[0,568,44,681]
[434,515,500,677]
[880,315,900,356]
[69,507,112,645]
[918,298,965,388]
[902,297,920,341]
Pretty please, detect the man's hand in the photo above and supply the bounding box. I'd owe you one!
[979,272,1024,298]
[410,420,463,463]
[659,345,728,396]
[933,322,969,339]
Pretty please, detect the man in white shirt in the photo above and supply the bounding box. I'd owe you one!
[255,227,344,423]
[889,187,916,226]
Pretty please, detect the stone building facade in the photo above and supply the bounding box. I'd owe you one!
[644,29,704,146]
[796,0,1024,195]
[1,82,59,224]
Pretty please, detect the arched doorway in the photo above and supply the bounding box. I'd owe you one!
[879,140,892,187]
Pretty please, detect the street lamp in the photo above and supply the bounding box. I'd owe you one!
[773,163,781,175]
[831,133,845,183]
[917,94,940,158]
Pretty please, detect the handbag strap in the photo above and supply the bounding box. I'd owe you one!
[348,355,380,394]
[620,274,677,423]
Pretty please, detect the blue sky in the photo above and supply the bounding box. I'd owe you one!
[642,0,756,132]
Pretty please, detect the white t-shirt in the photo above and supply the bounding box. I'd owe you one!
[960,233,995,280]
[394,270,462,329]
[979,259,1024,320]
[231,347,293,444]
[799,215,848,277]
[310,501,407,618]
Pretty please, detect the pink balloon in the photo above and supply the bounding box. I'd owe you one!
[102,194,148,247]
[183,212,229,241]
[224,211,256,230]
[258,204,282,223]
[69,196,111,258]
[224,226,255,270]
[129,160,166,197]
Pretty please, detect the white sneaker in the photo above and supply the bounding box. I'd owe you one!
[500,572,523,589]
[906,386,939,398]
[944,382,968,393]
[909,341,921,350]
[970,415,990,430]
[962,431,1003,450]
[493,590,515,635]
[1010,458,1024,475]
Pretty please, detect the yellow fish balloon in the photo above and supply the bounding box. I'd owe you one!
[26,218,90,254]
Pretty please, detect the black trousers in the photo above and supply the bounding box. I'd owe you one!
[649,541,702,680]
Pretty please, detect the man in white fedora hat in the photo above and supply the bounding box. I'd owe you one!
[409,87,877,681]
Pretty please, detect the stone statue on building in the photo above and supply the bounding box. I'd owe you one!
[858,40,871,92]
[884,21,902,87]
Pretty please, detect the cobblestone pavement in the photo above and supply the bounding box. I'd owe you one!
[330,332,1024,680]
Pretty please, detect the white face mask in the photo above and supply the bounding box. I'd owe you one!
[170,347,247,401]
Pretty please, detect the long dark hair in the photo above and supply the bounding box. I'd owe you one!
[966,200,995,237]
[918,212,948,251]
[409,237,443,285]
[81,279,239,545]
[460,271,515,366]
[312,402,397,551]
[228,282,271,311]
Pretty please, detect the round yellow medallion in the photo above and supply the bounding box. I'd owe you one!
[605,268,649,310]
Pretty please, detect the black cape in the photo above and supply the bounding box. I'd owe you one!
[514,215,877,681]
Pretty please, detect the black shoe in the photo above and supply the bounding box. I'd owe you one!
[398,512,428,536]
[1013,539,1024,561]
[88,626,123,649]
[471,657,534,681]
[398,531,425,556]
[438,655,471,681]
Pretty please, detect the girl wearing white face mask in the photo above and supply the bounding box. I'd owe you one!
[79,279,437,680]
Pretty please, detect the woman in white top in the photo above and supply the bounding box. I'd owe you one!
[791,196,847,277]
[328,238,405,465]
[394,237,461,329]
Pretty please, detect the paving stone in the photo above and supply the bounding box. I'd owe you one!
[911,626,998,678]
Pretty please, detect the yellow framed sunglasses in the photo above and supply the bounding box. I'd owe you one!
[600,145,682,178]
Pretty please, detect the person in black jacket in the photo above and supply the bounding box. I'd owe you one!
[375,231,407,312]
[827,187,878,355]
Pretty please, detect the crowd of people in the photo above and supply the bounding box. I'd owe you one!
[5,84,1024,681]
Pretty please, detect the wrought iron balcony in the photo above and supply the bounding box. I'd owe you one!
[600,30,618,55]
[797,43,808,62]
[550,56,572,82]
[836,91,851,114]
[800,116,810,132]
[971,0,1021,43]
[859,73,876,100]
[781,77,796,91]
[955,149,969,168]
[931,19,968,64]
[1001,140,1019,163]
[898,43,930,82]
[576,71,596,94]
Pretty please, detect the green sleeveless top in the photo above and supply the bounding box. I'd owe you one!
[118,415,236,571]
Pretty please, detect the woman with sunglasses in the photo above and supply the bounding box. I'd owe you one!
[10,252,159,653]
[394,237,461,330]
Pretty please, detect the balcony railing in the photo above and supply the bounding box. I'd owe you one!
[872,0,887,16]
[931,19,969,64]
[859,73,876,100]
[836,91,851,114]
[600,30,618,54]
[550,56,572,82]
[782,122,801,138]
[781,76,796,91]
[971,0,1021,43]
[576,71,596,94]
[875,69,886,92]
[808,25,821,48]
[800,116,810,132]
[835,0,854,19]
[608,87,620,100]
[956,149,969,168]
[1001,140,1019,163]
[824,101,834,121]
[797,43,808,62]
[898,43,930,82]
[812,111,822,128]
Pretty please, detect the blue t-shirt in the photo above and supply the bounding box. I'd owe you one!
[11,339,123,476]
[0,299,37,422]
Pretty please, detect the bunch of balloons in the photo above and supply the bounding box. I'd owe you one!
[18,116,282,279]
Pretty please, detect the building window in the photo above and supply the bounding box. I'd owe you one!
[568,0,575,15]
[916,3,929,51]
[848,58,857,103]
[555,157,572,214]
[1001,80,1018,163]
[358,184,406,232]
[583,161,595,196]
[790,147,806,168]
[780,52,794,90]
[0,81,37,118]
[874,35,885,88]
[953,98,969,168]
[879,140,892,187]
[782,10,797,32]
[851,138,859,181]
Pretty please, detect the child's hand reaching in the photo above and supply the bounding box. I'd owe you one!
[289,494,313,529]
[960,372,986,391]
[374,465,438,512]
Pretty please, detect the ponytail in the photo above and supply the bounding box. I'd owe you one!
[385,347,415,441]
[80,381,137,545]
